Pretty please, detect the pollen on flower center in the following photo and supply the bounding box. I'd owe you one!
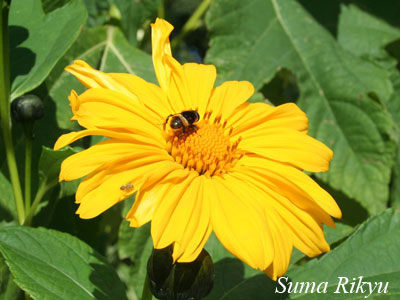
[166,112,243,176]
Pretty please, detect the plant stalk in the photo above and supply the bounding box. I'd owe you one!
[171,0,211,51]
[0,0,25,224]
[24,122,33,213]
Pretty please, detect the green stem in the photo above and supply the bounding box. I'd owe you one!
[171,0,211,51]
[4,273,21,299]
[157,0,165,19]
[0,1,25,224]
[141,274,153,300]
[23,180,49,226]
[24,123,33,213]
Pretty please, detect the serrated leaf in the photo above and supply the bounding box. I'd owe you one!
[0,226,128,300]
[9,0,87,100]
[286,209,400,299]
[337,4,400,210]
[42,26,155,130]
[337,4,400,62]
[206,0,396,214]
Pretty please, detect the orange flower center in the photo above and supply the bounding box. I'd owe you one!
[165,112,243,176]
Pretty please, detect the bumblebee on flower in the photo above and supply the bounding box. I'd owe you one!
[55,18,341,280]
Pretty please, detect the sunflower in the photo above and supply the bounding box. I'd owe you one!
[54,18,341,280]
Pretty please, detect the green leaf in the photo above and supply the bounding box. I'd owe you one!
[337,4,400,67]
[388,70,400,208]
[286,209,400,299]
[290,222,354,266]
[9,0,87,100]
[0,226,128,300]
[42,26,155,130]
[206,0,396,214]
[204,233,277,300]
[0,171,16,222]
[38,146,75,188]
[117,198,153,300]
[112,0,161,45]
[337,4,400,210]
[204,220,354,300]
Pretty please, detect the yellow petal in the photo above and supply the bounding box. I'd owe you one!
[59,139,168,181]
[239,128,333,172]
[109,73,172,119]
[65,60,139,101]
[207,81,254,121]
[71,88,164,145]
[126,168,189,227]
[76,158,179,219]
[54,128,138,150]
[238,156,341,219]
[229,102,308,136]
[263,212,293,280]
[166,63,216,116]
[231,170,330,258]
[151,18,174,92]
[150,173,212,262]
[210,175,274,270]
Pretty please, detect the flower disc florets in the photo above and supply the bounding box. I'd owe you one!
[166,112,243,176]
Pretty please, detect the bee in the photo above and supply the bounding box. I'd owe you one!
[164,110,200,134]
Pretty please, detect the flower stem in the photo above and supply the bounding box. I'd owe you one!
[171,0,211,51]
[23,180,49,226]
[24,122,33,213]
[0,1,25,224]
[157,0,165,19]
[141,274,153,300]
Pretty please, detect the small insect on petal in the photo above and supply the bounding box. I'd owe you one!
[120,183,134,192]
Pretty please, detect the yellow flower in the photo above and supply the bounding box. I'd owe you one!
[55,18,341,280]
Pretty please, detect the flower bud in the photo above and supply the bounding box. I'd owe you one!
[11,94,44,122]
[147,246,214,300]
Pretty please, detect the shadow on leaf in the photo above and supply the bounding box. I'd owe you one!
[9,25,36,85]
[206,258,288,300]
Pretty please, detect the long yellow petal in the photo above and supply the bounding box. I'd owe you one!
[207,81,254,122]
[229,102,308,136]
[59,139,168,181]
[70,88,164,145]
[150,173,212,262]
[76,159,179,218]
[231,170,330,258]
[151,18,174,92]
[239,128,333,172]
[126,168,189,227]
[109,73,172,119]
[65,60,139,101]
[210,175,274,270]
[238,156,341,219]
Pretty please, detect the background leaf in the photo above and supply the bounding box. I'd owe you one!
[206,0,396,215]
[286,209,400,299]
[9,0,87,100]
[0,226,128,300]
[39,25,155,132]
[204,221,354,300]
[112,0,161,46]
[116,198,153,300]
[337,4,400,210]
